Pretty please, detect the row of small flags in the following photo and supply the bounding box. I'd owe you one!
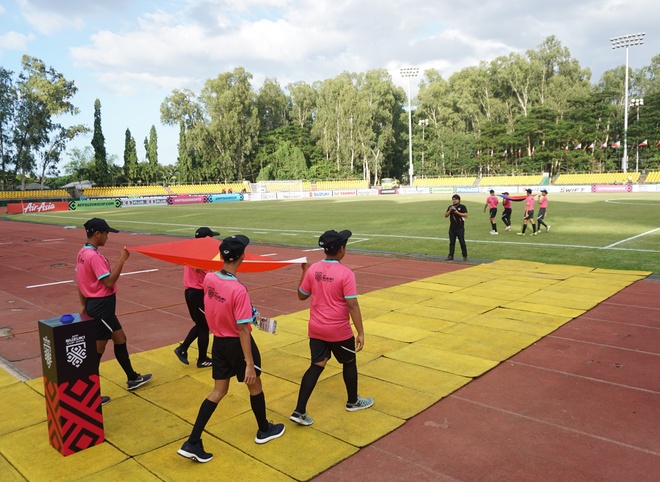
[476,141,659,157]
[565,140,658,150]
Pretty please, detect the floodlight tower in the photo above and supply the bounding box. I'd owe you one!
[610,32,645,173]
[400,67,419,186]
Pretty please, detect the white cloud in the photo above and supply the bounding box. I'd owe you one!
[0,31,34,52]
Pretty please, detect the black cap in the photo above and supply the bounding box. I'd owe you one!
[84,218,119,235]
[502,191,509,195]
[318,229,352,250]
[540,189,548,193]
[220,235,249,261]
[195,227,220,238]
[489,189,495,194]
[526,188,533,194]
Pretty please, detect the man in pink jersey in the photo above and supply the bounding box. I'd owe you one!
[178,235,285,463]
[483,189,499,234]
[289,229,373,427]
[76,218,152,405]
[517,188,538,236]
[536,189,550,232]
[501,191,512,231]
[174,227,219,368]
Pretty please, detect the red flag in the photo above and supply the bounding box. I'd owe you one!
[586,143,594,150]
[531,146,535,155]
[573,143,582,150]
[563,146,569,151]
[517,149,521,157]
[638,139,648,147]
[656,140,660,147]
[611,141,621,148]
[128,237,306,272]
[502,149,507,157]
[600,142,608,149]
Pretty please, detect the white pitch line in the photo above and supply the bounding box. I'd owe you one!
[26,269,159,289]
[43,238,65,242]
[604,228,660,249]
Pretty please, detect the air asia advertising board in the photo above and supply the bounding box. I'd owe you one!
[6,201,70,214]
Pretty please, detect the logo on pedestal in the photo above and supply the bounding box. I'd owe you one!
[65,334,87,367]
[43,336,53,369]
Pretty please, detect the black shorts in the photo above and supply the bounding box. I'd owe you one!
[537,208,546,220]
[309,337,356,364]
[85,294,122,341]
[489,208,498,218]
[524,210,535,221]
[211,334,261,382]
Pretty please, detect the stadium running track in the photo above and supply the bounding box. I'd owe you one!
[0,219,658,481]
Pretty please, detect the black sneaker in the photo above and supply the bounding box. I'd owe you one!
[255,422,285,444]
[174,346,189,365]
[197,358,212,368]
[177,440,213,463]
[127,373,152,391]
[446,255,454,261]
[101,395,111,406]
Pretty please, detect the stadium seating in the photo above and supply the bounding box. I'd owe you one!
[168,183,248,194]
[478,175,544,186]
[554,172,640,185]
[83,186,169,197]
[643,171,660,183]
[414,177,478,187]
[0,189,71,200]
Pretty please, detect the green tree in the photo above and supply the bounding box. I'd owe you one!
[123,128,138,183]
[91,98,109,185]
[9,56,84,189]
[144,124,158,182]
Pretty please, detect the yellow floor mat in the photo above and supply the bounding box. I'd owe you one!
[0,260,650,481]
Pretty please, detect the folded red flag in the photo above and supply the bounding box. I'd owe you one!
[127,237,306,272]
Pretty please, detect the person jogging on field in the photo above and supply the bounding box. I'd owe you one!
[174,227,220,368]
[177,235,285,463]
[501,192,512,231]
[289,229,374,427]
[537,189,550,232]
[483,189,499,234]
[76,218,152,405]
[517,188,538,236]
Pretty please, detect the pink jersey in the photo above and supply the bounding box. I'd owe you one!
[203,271,253,338]
[525,195,535,211]
[486,195,499,208]
[76,244,116,298]
[299,259,357,342]
[183,266,207,289]
[539,196,548,208]
[503,197,512,209]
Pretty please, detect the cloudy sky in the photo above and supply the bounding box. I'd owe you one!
[1,0,658,173]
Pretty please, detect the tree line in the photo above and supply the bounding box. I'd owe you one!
[2,36,660,190]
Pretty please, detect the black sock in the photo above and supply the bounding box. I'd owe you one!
[295,363,324,414]
[181,325,199,352]
[250,392,269,432]
[343,360,358,404]
[189,398,218,444]
[114,343,138,380]
[197,329,210,359]
[493,223,497,232]
[522,225,527,233]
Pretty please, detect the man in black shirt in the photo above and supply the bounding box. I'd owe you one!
[444,194,469,261]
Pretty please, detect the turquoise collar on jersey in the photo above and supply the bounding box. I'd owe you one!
[322,259,340,263]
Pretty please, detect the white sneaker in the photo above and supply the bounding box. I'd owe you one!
[505,226,511,231]
[546,225,550,232]
[491,231,498,235]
